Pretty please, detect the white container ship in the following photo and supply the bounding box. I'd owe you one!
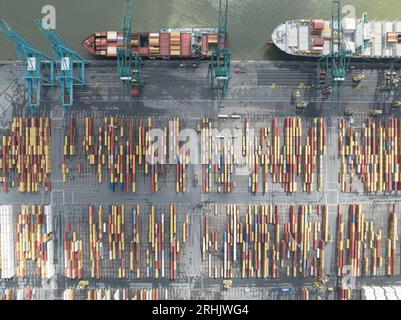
[270,13,401,59]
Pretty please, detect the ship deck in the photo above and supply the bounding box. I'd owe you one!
[272,19,401,58]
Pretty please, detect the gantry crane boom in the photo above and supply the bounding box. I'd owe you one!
[118,0,133,80]
[210,0,231,96]
[317,0,352,107]
[117,0,142,97]
[0,19,54,109]
[35,19,88,109]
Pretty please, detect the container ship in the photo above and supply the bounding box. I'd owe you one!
[81,28,228,59]
[270,13,401,59]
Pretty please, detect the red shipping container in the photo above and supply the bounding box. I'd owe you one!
[181,33,192,57]
[159,33,170,56]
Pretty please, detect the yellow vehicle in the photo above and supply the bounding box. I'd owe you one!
[292,90,301,100]
[369,109,383,116]
[319,275,329,285]
[296,101,308,109]
[313,281,322,289]
[391,101,401,108]
[353,74,365,83]
[77,280,89,289]
[223,279,233,289]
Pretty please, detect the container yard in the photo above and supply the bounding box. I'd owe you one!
[62,204,191,280]
[2,0,401,303]
[59,115,327,195]
[339,117,401,193]
[201,203,331,279]
[0,117,51,193]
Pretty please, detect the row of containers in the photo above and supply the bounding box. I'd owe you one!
[336,203,398,277]
[0,287,187,300]
[62,287,189,300]
[0,117,51,193]
[202,203,400,279]
[202,204,329,279]
[62,116,326,194]
[63,204,190,280]
[0,286,346,300]
[339,117,401,193]
[6,116,401,195]
[0,288,54,300]
[2,203,399,281]
[0,205,55,280]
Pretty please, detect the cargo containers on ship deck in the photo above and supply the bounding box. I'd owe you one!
[81,28,229,59]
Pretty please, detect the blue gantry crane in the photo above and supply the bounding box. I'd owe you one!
[0,19,55,110]
[317,0,352,106]
[35,19,88,109]
[117,0,143,97]
[210,0,231,96]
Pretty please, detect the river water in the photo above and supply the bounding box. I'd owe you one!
[1,0,400,60]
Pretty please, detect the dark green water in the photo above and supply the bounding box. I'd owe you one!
[1,0,400,60]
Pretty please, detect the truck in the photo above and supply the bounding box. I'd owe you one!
[223,279,233,289]
[369,109,383,116]
[352,74,365,83]
[292,90,301,100]
[391,101,401,108]
[296,101,308,109]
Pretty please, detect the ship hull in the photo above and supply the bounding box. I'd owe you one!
[81,28,229,60]
[272,17,401,59]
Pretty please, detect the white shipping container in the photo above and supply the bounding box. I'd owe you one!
[384,287,398,300]
[46,240,55,278]
[45,206,52,233]
[396,44,401,56]
[372,286,386,300]
[0,205,15,279]
[343,18,356,32]
[74,240,80,253]
[392,286,401,300]
[107,31,118,41]
[17,289,24,300]
[107,46,118,57]
[383,22,394,34]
